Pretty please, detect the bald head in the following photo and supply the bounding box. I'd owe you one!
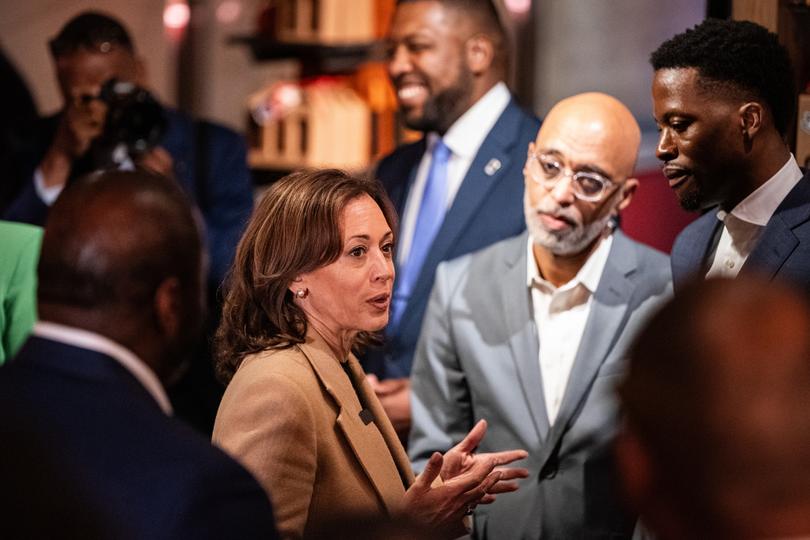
[524,93,641,262]
[619,277,810,538]
[537,92,641,181]
[38,170,204,382]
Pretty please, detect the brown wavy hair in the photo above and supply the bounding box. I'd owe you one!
[215,169,397,384]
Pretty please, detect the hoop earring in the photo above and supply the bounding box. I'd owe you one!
[295,288,308,299]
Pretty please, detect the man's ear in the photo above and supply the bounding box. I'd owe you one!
[739,102,764,140]
[465,34,495,75]
[616,178,639,213]
[154,277,181,338]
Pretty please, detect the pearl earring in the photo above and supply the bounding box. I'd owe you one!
[295,289,308,299]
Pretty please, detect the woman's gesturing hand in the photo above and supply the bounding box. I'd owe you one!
[402,419,529,538]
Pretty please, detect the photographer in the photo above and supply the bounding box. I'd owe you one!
[3,11,254,434]
[3,11,253,296]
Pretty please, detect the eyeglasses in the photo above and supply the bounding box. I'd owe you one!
[525,149,615,202]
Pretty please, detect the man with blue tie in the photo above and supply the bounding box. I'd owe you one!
[365,0,541,436]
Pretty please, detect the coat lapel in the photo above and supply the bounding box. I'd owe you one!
[672,210,720,290]
[536,232,637,471]
[345,355,415,488]
[742,173,810,279]
[381,139,426,218]
[299,337,408,514]
[500,233,550,442]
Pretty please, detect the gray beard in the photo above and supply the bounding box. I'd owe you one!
[524,195,616,256]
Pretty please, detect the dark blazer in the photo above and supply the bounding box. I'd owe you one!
[671,169,810,294]
[2,109,253,290]
[410,231,672,539]
[365,98,541,378]
[0,336,279,540]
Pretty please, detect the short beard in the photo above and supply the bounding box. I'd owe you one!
[677,186,702,212]
[524,191,619,256]
[402,63,474,134]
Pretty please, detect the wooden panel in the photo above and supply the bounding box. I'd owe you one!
[732,0,779,30]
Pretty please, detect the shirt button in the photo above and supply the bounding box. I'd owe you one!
[725,259,735,269]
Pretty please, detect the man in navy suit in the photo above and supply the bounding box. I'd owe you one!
[0,170,278,539]
[365,0,541,435]
[651,19,810,293]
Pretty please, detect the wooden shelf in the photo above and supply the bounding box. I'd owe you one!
[229,36,385,75]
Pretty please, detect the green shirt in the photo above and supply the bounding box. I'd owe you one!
[0,221,42,364]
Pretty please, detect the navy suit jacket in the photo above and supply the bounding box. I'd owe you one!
[0,336,279,540]
[671,169,810,294]
[2,109,253,290]
[364,98,541,378]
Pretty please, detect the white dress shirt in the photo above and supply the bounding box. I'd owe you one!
[706,154,804,279]
[527,234,613,424]
[32,321,173,415]
[397,82,511,265]
[33,148,134,205]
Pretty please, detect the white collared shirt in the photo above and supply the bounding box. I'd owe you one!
[527,234,613,424]
[32,321,173,415]
[397,82,511,264]
[706,154,804,278]
[33,149,135,206]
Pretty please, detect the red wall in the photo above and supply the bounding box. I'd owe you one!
[621,169,697,254]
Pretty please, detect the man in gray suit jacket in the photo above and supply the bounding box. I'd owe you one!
[409,93,672,539]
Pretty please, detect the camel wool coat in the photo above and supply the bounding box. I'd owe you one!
[212,331,415,539]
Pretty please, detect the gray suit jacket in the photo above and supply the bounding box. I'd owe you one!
[409,230,672,540]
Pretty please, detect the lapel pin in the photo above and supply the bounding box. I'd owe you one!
[484,158,502,176]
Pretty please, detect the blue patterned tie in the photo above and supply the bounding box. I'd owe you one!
[390,138,451,331]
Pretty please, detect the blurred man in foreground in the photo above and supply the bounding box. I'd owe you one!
[617,277,810,539]
[0,170,278,539]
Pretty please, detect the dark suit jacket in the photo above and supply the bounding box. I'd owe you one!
[0,336,279,540]
[671,169,810,294]
[365,98,541,378]
[2,109,253,290]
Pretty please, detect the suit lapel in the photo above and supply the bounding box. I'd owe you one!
[672,210,720,289]
[381,139,426,218]
[536,232,636,471]
[299,337,407,513]
[400,101,525,331]
[742,173,810,279]
[500,233,550,442]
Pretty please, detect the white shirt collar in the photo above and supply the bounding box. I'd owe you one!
[526,233,614,293]
[723,154,804,226]
[32,321,173,415]
[438,81,511,159]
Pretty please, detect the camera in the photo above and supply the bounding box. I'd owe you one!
[89,79,167,167]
